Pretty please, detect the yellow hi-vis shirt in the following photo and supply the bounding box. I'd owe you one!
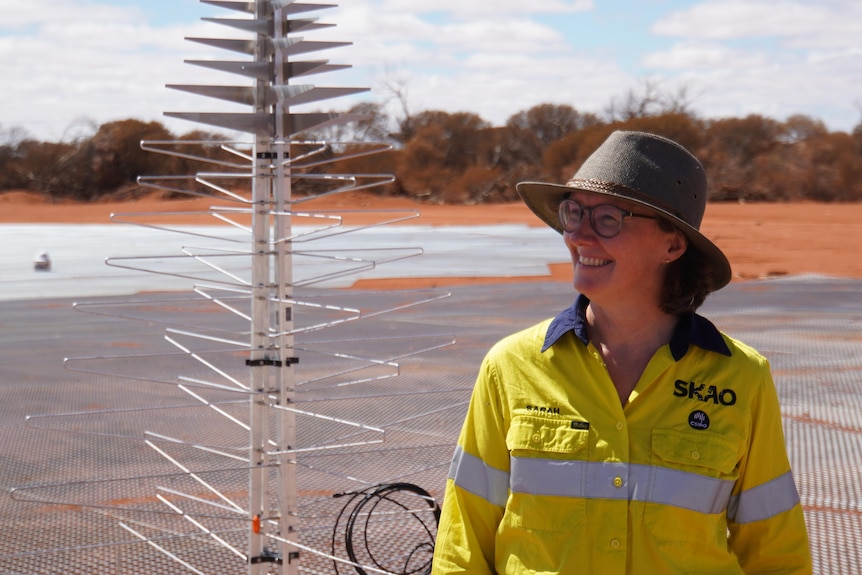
[433,295,811,574]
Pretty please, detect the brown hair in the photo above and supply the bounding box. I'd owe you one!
[657,218,714,315]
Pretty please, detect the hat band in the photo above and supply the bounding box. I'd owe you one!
[566,178,687,225]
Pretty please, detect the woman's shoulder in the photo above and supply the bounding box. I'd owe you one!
[690,312,769,369]
[486,317,556,358]
[716,331,772,374]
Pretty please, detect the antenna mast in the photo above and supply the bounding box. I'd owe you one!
[166,2,365,572]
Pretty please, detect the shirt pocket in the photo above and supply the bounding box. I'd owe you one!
[644,428,741,544]
[502,415,590,532]
[651,428,740,478]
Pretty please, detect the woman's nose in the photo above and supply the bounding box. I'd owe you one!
[565,214,597,241]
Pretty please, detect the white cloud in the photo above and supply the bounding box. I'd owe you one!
[0,5,244,141]
[642,45,861,131]
[640,0,862,130]
[653,1,829,39]
[2,0,860,142]
[378,0,594,18]
[0,0,141,30]
[316,2,596,125]
[378,51,630,126]
[653,0,862,48]
[644,42,769,71]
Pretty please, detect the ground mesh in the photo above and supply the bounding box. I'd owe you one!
[1,277,859,573]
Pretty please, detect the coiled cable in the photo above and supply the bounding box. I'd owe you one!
[332,483,441,575]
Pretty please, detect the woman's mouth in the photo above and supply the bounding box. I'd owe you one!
[578,255,611,267]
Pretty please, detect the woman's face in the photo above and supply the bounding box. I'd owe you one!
[562,192,687,310]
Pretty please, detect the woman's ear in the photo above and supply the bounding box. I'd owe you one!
[665,230,688,263]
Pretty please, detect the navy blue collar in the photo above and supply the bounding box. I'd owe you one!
[542,294,731,360]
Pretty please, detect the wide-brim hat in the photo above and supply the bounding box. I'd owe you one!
[516,130,732,292]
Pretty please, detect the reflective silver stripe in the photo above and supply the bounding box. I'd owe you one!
[631,464,734,515]
[727,471,800,524]
[511,456,735,515]
[449,445,509,508]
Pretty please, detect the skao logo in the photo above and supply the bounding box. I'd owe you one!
[673,379,737,406]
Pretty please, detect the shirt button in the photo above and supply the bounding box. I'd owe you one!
[610,538,621,549]
[615,421,624,431]
[691,450,701,460]
[531,434,541,443]
[613,476,624,488]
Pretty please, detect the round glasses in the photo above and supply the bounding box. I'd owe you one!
[558,199,658,238]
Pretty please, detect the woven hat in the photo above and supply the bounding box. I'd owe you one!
[516,130,731,291]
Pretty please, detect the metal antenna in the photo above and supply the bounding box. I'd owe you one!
[7,2,464,574]
[166,3,364,571]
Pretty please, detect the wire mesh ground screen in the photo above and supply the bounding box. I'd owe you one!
[1,277,861,574]
[1,0,860,573]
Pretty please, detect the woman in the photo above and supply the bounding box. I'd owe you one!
[431,131,811,574]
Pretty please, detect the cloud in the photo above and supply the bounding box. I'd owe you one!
[641,0,862,130]
[0,3,242,140]
[0,0,140,30]
[378,0,594,18]
[2,0,860,142]
[653,1,828,39]
[316,2,603,125]
[653,0,862,49]
[644,42,769,71]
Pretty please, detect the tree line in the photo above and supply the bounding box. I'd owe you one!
[2,96,862,204]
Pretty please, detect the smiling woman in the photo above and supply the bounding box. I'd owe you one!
[431,131,813,575]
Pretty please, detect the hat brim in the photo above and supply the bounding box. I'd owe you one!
[516,180,732,291]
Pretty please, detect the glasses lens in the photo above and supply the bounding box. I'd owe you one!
[591,205,624,237]
[559,200,582,232]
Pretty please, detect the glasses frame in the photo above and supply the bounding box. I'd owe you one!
[558,198,658,238]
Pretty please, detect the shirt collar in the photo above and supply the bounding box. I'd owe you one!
[542,293,731,360]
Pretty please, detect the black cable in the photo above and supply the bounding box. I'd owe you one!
[332,483,441,575]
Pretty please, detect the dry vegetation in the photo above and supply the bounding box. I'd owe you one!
[2,95,862,206]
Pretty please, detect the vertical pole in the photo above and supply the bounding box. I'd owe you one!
[249,1,274,573]
[248,143,272,573]
[272,3,299,574]
[249,1,298,573]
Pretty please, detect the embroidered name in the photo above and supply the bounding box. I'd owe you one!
[525,405,561,415]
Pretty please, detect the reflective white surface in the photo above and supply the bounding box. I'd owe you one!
[0,224,570,301]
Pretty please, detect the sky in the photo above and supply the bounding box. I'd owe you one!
[1,0,861,142]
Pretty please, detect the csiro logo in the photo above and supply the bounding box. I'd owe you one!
[689,410,710,430]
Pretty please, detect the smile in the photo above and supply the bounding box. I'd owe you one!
[578,255,611,267]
